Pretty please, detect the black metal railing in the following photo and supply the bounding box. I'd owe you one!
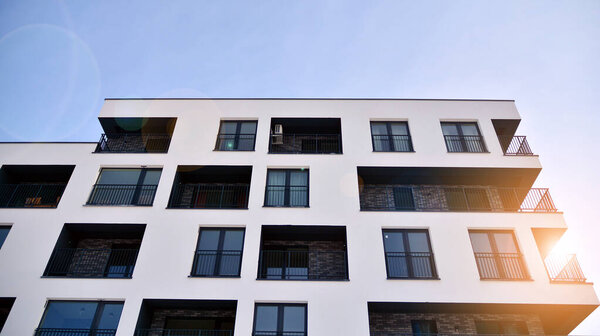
[215,133,257,151]
[372,135,414,152]
[135,329,233,336]
[498,135,534,155]
[169,183,250,209]
[545,254,587,283]
[264,186,308,207]
[35,328,117,336]
[444,135,487,152]
[191,250,243,276]
[0,183,66,208]
[86,184,158,206]
[385,252,437,279]
[269,134,342,154]
[254,332,306,336]
[258,250,348,280]
[359,185,557,212]
[474,252,529,280]
[95,133,171,153]
[44,248,139,278]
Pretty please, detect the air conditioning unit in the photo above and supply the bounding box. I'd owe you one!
[274,124,283,134]
[271,124,284,144]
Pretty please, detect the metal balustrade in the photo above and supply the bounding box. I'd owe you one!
[169,183,250,209]
[215,133,256,151]
[269,134,342,154]
[44,248,139,278]
[385,252,437,279]
[444,135,487,152]
[135,329,233,336]
[254,332,306,336]
[87,184,158,206]
[372,135,414,152]
[191,250,243,276]
[473,252,529,280]
[258,250,348,280]
[95,133,172,153]
[498,135,534,155]
[545,254,587,283]
[359,185,557,212]
[264,186,308,207]
[34,328,117,336]
[0,183,66,208]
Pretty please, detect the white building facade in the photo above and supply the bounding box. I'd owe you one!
[0,98,597,335]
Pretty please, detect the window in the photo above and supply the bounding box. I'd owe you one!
[260,246,309,280]
[411,320,438,335]
[191,228,245,277]
[382,230,437,279]
[87,168,161,206]
[253,304,307,336]
[215,120,257,151]
[37,301,123,335]
[264,169,309,207]
[469,230,529,280]
[441,122,487,152]
[475,321,528,335]
[370,121,413,152]
[0,227,10,249]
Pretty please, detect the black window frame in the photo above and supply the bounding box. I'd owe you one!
[37,300,124,333]
[411,320,438,335]
[190,228,245,278]
[370,121,414,152]
[382,229,438,279]
[87,167,162,206]
[215,120,258,151]
[475,320,529,335]
[264,169,310,208]
[252,303,307,336]
[468,230,530,280]
[441,121,488,153]
[0,226,10,249]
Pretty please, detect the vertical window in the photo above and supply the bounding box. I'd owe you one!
[216,120,258,151]
[253,304,307,336]
[37,301,123,334]
[411,320,438,335]
[264,169,309,207]
[370,121,413,152]
[0,227,10,249]
[382,230,437,279]
[441,122,487,152]
[475,321,528,335]
[87,168,161,206]
[191,228,245,277]
[469,230,529,280]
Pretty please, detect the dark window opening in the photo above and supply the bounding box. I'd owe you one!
[87,168,161,206]
[441,122,487,153]
[215,120,258,151]
[371,121,414,152]
[253,304,307,336]
[469,230,529,280]
[264,169,308,207]
[382,230,437,279]
[95,117,176,153]
[36,301,123,335]
[411,320,438,335]
[191,228,245,277]
[0,165,74,208]
[269,118,342,154]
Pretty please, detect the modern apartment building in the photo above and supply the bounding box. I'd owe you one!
[0,98,597,336]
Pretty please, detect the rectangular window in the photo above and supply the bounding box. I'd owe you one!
[411,320,438,335]
[191,228,245,277]
[475,321,528,335]
[469,230,529,280]
[264,169,309,207]
[370,121,413,152]
[441,122,487,152]
[253,303,307,336]
[87,168,161,206]
[37,301,123,335]
[382,230,437,279]
[0,227,10,249]
[215,120,258,151]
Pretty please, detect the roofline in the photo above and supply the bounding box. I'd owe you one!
[104,97,515,102]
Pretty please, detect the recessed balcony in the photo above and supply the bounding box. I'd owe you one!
[0,165,74,208]
[493,119,535,156]
[268,118,342,154]
[94,117,176,153]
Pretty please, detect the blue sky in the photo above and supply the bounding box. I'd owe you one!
[1,0,599,333]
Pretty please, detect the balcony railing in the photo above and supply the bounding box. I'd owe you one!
[444,135,487,153]
[385,252,437,279]
[35,328,117,336]
[372,135,414,152]
[168,183,250,209]
[215,133,256,151]
[269,134,342,154]
[498,135,534,155]
[86,184,158,206]
[258,250,348,280]
[264,186,309,207]
[94,133,171,153]
[474,252,529,280]
[44,248,139,278]
[359,185,557,212]
[135,329,233,336]
[254,332,306,336]
[545,254,587,283]
[191,250,243,277]
[0,183,66,208]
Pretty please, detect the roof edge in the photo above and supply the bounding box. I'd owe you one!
[104,97,516,102]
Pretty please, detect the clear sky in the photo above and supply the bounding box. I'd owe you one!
[1,0,599,333]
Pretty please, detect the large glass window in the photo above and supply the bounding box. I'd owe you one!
[382,230,437,279]
[0,227,10,249]
[216,120,258,151]
[37,301,123,334]
[191,228,245,277]
[469,230,529,280]
[370,121,413,152]
[264,169,309,207]
[253,304,307,336]
[411,320,438,335]
[441,122,487,152]
[87,168,161,206]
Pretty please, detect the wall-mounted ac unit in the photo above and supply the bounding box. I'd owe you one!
[271,124,284,144]
[274,124,283,134]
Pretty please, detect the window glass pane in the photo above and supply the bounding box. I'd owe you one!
[240,121,257,134]
[441,123,459,135]
[412,320,438,334]
[370,123,389,135]
[383,231,405,252]
[198,230,220,250]
[41,301,97,329]
[283,306,306,332]
[267,171,286,186]
[96,303,124,329]
[460,123,480,136]
[289,170,308,186]
[97,169,141,185]
[142,170,162,185]
[255,305,278,332]
[390,122,408,135]
[407,232,430,253]
[222,230,244,250]
[469,232,493,253]
[0,227,10,249]
[493,232,518,253]
[220,122,238,134]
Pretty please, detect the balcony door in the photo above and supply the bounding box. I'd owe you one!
[469,230,529,280]
[88,168,161,206]
[441,122,486,152]
[37,301,123,335]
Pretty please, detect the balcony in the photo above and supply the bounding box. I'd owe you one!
[545,254,587,283]
[258,225,349,281]
[168,166,251,209]
[95,117,176,153]
[35,328,117,335]
[0,165,74,208]
[268,118,342,154]
[498,135,534,156]
[87,184,158,206]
